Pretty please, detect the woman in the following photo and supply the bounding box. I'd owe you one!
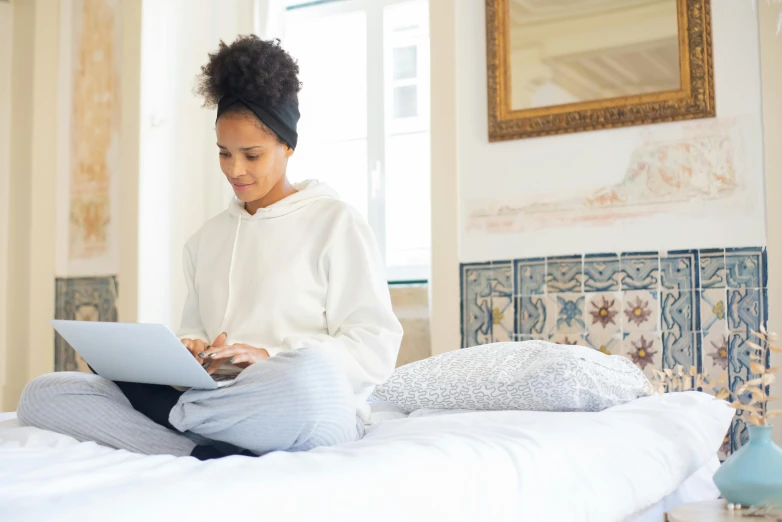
[17,36,403,459]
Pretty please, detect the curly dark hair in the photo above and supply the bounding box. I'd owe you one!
[195,35,301,110]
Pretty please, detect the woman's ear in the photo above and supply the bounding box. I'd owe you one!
[285,145,295,158]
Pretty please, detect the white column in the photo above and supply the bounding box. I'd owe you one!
[759,0,782,445]
[0,0,14,409]
[429,0,461,355]
[3,0,60,409]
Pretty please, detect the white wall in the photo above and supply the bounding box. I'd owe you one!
[455,0,767,263]
[138,0,254,330]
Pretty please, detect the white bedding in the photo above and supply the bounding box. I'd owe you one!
[0,392,732,522]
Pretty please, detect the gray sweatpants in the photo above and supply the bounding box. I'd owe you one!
[17,348,363,456]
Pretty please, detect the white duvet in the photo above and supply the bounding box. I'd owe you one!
[0,392,732,522]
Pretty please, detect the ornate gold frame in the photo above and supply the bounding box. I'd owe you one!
[486,0,715,141]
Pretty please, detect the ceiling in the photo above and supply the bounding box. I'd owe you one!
[510,0,670,24]
[545,37,680,101]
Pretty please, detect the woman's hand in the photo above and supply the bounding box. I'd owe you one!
[202,341,270,375]
[181,338,208,365]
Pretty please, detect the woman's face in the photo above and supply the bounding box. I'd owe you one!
[216,113,294,204]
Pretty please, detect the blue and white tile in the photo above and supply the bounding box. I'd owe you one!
[619,252,659,291]
[516,295,556,338]
[546,255,583,293]
[727,333,753,416]
[699,249,726,289]
[554,293,586,334]
[515,258,546,296]
[583,254,621,292]
[701,325,729,393]
[661,289,697,333]
[491,294,515,343]
[585,292,622,341]
[718,429,732,462]
[662,331,699,371]
[549,332,585,346]
[730,415,750,453]
[726,247,763,289]
[460,263,513,348]
[583,332,622,356]
[55,276,118,372]
[729,331,763,379]
[727,288,764,335]
[700,288,727,334]
[621,290,659,334]
[661,250,698,290]
[623,331,663,378]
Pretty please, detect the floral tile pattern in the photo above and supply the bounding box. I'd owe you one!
[701,288,727,333]
[555,293,586,333]
[622,290,658,333]
[55,276,119,372]
[549,333,584,346]
[624,331,663,379]
[586,292,621,345]
[583,332,622,356]
[461,246,769,455]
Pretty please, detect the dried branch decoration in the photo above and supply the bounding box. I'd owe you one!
[717,328,782,426]
[650,329,781,427]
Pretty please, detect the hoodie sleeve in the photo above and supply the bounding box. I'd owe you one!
[177,238,210,343]
[274,220,403,390]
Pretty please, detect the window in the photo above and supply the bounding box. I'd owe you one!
[282,0,430,282]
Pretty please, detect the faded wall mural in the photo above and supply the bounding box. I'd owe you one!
[467,121,747,234]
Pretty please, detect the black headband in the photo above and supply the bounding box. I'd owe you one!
[216,94,300,149]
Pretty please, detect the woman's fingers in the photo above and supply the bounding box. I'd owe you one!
[203,344,240,359]
[205,358,230,375]
[181,339,206,365]
[212,332,228,348]
[192,339,207,364]
[204,344,269,367]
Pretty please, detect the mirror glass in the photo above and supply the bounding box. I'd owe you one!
[508,0,681,111]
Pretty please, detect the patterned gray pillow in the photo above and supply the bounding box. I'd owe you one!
[371,341,654,413]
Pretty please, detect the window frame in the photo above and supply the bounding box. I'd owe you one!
[281,0,430,283]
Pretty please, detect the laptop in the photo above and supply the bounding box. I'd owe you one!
[51,320,236,389]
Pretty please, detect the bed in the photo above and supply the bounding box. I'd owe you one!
[0,391,732,522]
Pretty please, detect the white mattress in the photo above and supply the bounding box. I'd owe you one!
[0,392,732,522]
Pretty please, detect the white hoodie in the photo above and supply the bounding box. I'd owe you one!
[177,180,403,421]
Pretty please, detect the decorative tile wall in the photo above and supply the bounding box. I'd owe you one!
[461,247,768,456]
[54,276,119,372]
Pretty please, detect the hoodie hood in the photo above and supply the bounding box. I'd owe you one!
[227,179,339,220]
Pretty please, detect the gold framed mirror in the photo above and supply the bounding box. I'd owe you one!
[486,0,715,141]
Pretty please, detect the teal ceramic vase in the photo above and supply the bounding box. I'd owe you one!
[713,425,782,506]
